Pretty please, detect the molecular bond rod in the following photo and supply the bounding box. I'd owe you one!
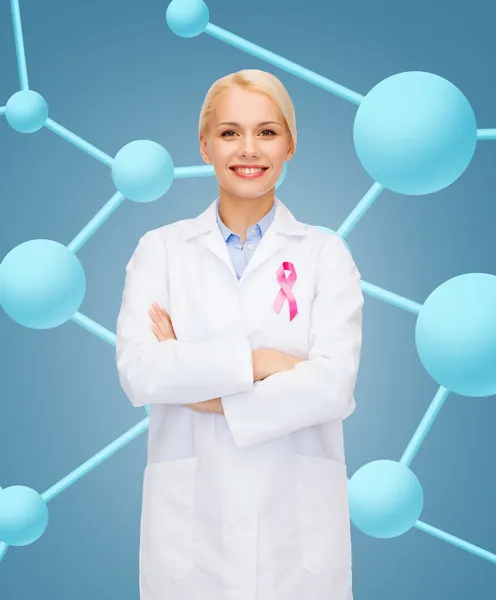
[10,0,28,91]
[69,312,117,346]
[204,22,365,106]
[476,129,496,140]
[44,118,114,168]
[337,182,385,239]
[174,165,215,178]
[360,281,423,314]
[67,192,126,254]
[400,386,451,467]
[414,520,496,564]
[41,417,150,503]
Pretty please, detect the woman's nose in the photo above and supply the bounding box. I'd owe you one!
[240,137,259,157]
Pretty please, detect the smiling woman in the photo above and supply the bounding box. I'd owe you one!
[115,68,363,600]
[198,70,297,238]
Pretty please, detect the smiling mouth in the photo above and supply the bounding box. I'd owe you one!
[229,166,269,179]
[229,166,270,179]
[229,167,269,173]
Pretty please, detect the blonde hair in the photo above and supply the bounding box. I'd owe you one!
[198,69,297,153]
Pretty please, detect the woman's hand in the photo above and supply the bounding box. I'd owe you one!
[185,398,224,414]
[149,302,222,414]
[148,302,176,341]
[252,349,304,381]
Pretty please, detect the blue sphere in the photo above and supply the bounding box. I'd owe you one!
[5,90,49,133]
[0,486,49,546]
[353,71,477,195]
[348,460,424,538]
[112,140,175,202]
[415,273,496,397]
[275,162,288,189]
[0,239,86,329]
[166,0,209,38]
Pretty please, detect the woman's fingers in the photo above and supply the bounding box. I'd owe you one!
[148,303,167,325]
[151,323,166,342]
[155,312,171,338]
[149,303,176,341]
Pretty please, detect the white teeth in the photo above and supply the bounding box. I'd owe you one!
[233,167,265,174]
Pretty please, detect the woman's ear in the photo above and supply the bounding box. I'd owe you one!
[199,133,211,164]
[285,140,295,162]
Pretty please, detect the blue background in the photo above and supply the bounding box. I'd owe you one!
[1,0,495,597]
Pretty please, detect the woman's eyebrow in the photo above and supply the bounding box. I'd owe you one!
[216,121,281,127]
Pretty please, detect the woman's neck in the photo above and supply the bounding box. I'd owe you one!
[217,189,275,243]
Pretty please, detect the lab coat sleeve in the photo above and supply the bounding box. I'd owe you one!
[115,230,254,407]
[221,234,364,448]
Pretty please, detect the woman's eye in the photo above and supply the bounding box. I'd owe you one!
[221,129,276,137]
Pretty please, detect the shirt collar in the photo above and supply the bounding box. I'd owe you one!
[216,198,276,242]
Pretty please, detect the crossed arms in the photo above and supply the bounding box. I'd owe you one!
[116,230,364,448]
[148,299,303,414]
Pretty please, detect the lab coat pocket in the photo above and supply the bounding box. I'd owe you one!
[295,453,352,574]
[140,456,198,579]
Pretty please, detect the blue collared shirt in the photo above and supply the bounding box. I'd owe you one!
[216,198,276,280]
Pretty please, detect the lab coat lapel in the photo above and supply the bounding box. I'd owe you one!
[183,196,308,284]
[204,226,239,281]
[240,224,282,282]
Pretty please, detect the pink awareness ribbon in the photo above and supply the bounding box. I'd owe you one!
[272,261,298,321]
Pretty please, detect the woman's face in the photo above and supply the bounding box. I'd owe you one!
[200,86,295,199]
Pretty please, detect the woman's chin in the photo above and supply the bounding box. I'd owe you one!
[219,177,278,199]
[224,187,274,200]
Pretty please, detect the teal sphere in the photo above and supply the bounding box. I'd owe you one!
[166,0,209,38]
[5,90,49,133]
[415,273,496,397]
[0,486,49,546]
[353,71,477,195]
[348,460,424,538]
[275,162,288,189]
[112,140,175,202]
[0,239,86,329]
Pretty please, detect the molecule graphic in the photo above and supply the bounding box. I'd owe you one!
[1,0,496,590]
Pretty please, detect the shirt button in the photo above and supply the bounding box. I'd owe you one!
[247,244,253,250]
[250,229,256,235]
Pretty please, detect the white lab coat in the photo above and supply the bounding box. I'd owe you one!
[115,196,364,600]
